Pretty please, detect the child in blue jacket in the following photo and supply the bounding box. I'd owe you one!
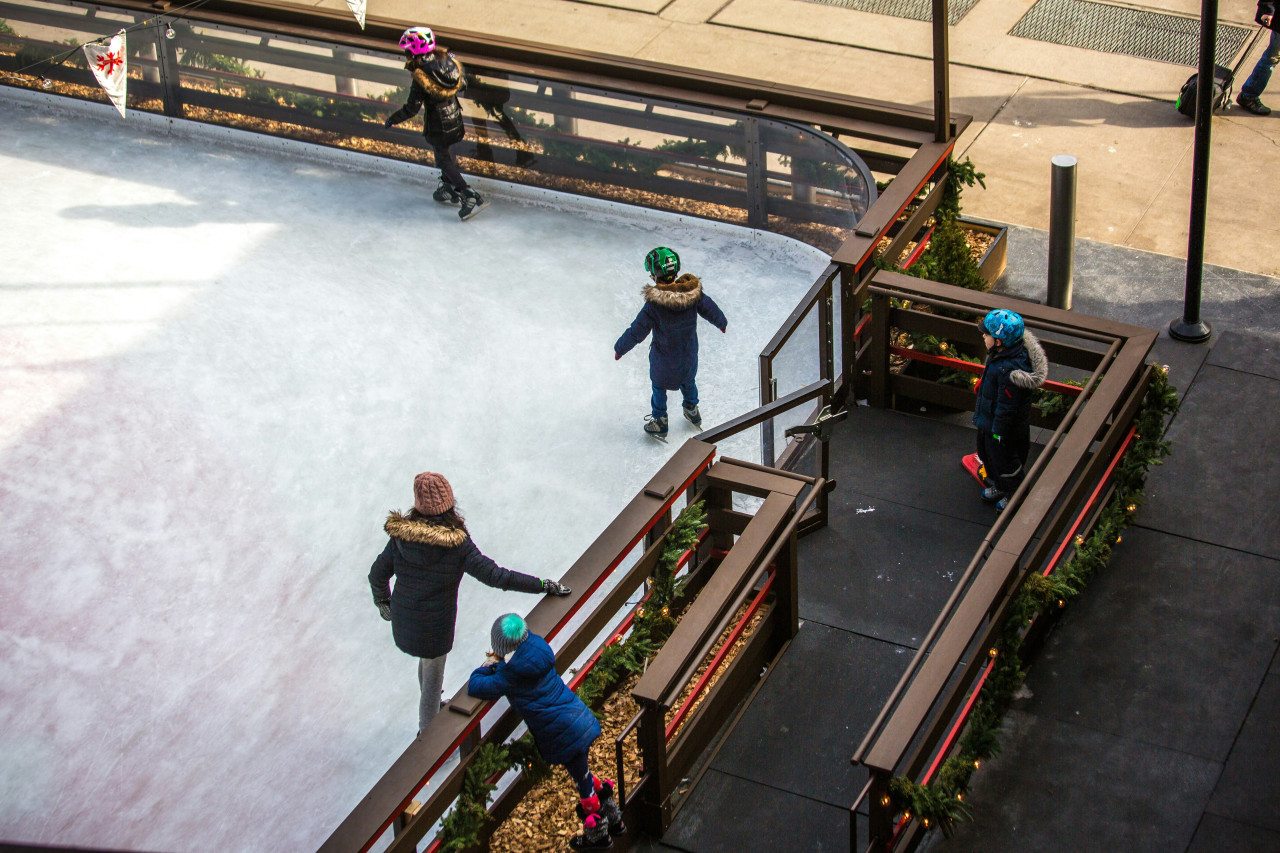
[973,309,1047,511]
[615,247,727,440]
[468,614,625,850]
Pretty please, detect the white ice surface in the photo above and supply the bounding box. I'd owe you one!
[0,88,829,852]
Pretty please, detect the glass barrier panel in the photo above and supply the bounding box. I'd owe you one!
[1,0,878,252]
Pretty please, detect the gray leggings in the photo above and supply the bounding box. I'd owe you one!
[418,654,447,733]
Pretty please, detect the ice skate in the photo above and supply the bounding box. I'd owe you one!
[570,799,613,850]
[682,404,701,429]
[643,415,668,441]
[596,780,626,836]
[432,179,461,205]
[459,188,489,221]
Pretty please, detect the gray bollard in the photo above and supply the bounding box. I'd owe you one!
[1047,154,1077,310]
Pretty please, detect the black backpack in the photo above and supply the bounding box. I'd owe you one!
[1176,63,1234,118]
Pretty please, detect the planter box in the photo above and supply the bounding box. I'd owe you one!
[961,216,1009,289]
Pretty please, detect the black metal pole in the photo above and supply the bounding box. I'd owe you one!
[932,0,950,143]
[1170,0,1216,342]
[1047,154,1077,310]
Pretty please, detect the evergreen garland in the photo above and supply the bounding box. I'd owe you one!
[433,501,708,851]
[884,367,1179,832]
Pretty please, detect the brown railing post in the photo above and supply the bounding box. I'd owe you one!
[869,292,891,409]
[867,769,894,853]
[774,522,800,638]
[635,698,669,835]
[839,263,858,404]
[156,23,184,117]
[744,117,766,230]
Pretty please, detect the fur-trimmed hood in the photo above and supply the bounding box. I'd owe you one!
[384,511,466,547]
[407,49,464,99]
[1008,331,1048,389]
[643,274,703,310]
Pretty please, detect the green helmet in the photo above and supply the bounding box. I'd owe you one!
[644,247,680,281]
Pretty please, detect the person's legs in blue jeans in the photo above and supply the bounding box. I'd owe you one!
[651,384,668,419]
[1240,29,1280,100]
[679,378,698,410]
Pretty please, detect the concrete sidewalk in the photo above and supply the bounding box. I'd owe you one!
[295,0,1280,280]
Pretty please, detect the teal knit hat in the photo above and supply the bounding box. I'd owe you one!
[491,613,528,657]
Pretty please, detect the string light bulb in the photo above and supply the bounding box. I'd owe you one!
[1057,598,1065,608]
[956,793,964,802]
[880,795,891,807]
[40,77,52,89]
[165,24,176,39]
[1074,535,1085,546]
[973,759,981,769]
[988,647,998,658]
[1126,503,1137,513]
[922,817,931,828]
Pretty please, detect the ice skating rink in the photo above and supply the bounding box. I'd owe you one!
[0,88,829,851]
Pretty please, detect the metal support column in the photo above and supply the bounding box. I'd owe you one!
[1170,0,1217,343]
[1047,154,1077,310]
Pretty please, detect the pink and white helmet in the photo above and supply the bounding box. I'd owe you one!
[398,26,436,56]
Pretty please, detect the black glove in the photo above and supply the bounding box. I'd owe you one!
[542,579,571,596]
[376,601,391,621]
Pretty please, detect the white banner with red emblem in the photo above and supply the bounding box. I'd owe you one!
[83,30,128,117]
[345,0,366,29]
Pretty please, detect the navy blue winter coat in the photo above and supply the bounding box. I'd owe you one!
[369,512,544,659]
[467,633,601,764]
[973,340,1034,436]
[615,274,728,390]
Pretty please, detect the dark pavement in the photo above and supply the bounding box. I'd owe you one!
[643,230,1280,853]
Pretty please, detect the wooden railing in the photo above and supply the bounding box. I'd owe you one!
[317,442,819,852]
[846,271,1160,853]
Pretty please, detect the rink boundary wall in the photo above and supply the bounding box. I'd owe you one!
[0,85,818,252]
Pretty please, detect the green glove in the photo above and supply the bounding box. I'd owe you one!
[992,433,1002,442]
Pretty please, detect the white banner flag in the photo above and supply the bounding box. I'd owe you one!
[83,30,128,117]
[345,0,366,29]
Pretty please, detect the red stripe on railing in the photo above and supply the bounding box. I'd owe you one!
[854,312,871,343]
[855,142,954,270]
[920,657,995,787]
[900,224,935,270]
[888,345,1083,397]
[1041,426,1137,578]
[664,570,776,740]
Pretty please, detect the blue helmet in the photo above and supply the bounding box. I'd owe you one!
[982,309,1025,347]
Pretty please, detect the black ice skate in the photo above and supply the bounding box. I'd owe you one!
[459,189,489,221]
[643,415,668,441]
[433,179,461,205]
[682,404,701,429]
[570,802,613,850]
[596,780,626,836]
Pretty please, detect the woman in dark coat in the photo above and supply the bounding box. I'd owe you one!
[369,472,569,732]
[468,614,625,850]
[384,26,488,220]
[614,247,727,440]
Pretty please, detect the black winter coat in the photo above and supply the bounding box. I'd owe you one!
[369,512,543,659]
[386,49,467,146]
[973,341,1033,437]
